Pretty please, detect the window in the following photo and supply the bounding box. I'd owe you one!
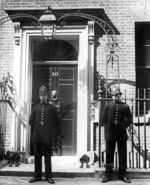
[32,40,78,61]
[135,23,150,115]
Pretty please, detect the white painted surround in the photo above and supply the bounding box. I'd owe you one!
[12,24,94,160]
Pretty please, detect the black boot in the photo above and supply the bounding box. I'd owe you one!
[101,164,113,183]
[101,174,111,183]
[119,176,131,183]
[119,171,131,183]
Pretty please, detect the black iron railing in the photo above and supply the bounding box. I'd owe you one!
[0,106,6,160]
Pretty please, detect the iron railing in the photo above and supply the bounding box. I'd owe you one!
[0,105,6,160]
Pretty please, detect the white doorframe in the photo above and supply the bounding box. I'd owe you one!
[20,25,92,157]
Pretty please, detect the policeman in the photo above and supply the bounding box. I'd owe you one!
[101,85,132,183]
[29,85,59,184]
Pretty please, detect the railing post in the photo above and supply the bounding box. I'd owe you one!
[143,89,147,168]
[137,88,141,168]
[97,89,103,167]
[131,99,134,168]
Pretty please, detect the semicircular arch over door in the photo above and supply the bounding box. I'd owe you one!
[32,39,78,61]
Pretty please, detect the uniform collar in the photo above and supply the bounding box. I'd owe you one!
[115,100,122,104]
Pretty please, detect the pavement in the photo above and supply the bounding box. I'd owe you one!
[0,177,150,185]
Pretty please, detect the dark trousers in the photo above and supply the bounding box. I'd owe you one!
[105,139,127,178]
[33,142,52,179]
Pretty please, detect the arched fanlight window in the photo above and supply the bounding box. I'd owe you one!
[33,40,78,61]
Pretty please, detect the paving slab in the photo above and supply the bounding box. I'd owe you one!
[0,177,150,185]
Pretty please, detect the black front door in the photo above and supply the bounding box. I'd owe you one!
[31,64,77,155]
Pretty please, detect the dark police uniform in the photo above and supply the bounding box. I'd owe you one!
[102,86,132,182]
[29,86,59,181]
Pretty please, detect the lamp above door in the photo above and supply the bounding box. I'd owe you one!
[38,5,57,40]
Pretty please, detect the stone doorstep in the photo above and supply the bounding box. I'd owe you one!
[95,168,150,179]
[1,163,150,179]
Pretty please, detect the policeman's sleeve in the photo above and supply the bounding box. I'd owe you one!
[125,105,132,127]
[29,108,35,126]
[102,104,108,125]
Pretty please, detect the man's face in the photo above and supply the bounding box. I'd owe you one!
[51,90,58,102]
[39,95,48,103]
[114,93,122,102]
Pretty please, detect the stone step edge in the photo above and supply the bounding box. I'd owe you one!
[0,170,150,179]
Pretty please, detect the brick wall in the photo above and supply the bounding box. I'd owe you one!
[0,0,148,157]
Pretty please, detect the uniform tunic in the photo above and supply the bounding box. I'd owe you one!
[102,101,132,141]
[29,102,59,145]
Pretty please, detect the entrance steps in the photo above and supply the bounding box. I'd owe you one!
[0,156,150,178]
